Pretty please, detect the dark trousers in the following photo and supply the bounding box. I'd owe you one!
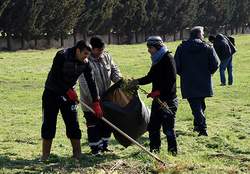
[41,89,81,139]
[84,112,112,151]
[147,98,178,151]
[187,97,207,131]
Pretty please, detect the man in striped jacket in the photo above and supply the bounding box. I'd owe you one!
[78,36,122,155]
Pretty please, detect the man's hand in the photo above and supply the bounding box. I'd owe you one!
[147,90,160,99]
[66,88,79,103]
[127,79,139,90]
[92,101,103,118]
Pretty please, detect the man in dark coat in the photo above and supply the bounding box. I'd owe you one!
[129,36,178,155]
[41,40,103,161]
[209,34,236,86]
[174,26,220,136]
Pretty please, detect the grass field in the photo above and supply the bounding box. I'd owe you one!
[0,35,249,174]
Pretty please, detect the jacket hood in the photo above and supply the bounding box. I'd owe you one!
[181,39,208,53]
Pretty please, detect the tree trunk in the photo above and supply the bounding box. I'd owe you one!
[135,31,138,43]
[108,32,111,44]
[60,34,64,47]
[47,36,51,48]
[241,25,245,34]
[173,33,176,41]
[230,27,234,35]
[21,35,24,49]
[224,26,228,35]
[235,26,239,34]
[35,38,38,49]
[6,33,11,50]
[118,33,121,45]
[163,35,166,42]
[180,29,184,40]
[83,33,87,40]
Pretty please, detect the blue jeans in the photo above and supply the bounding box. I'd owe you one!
[187,98,207,131]
[219,56,233,85]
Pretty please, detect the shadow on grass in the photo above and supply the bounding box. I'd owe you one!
[0,152,120,173]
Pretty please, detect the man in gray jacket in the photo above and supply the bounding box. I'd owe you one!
[79,36,122,155]
[174,26,220,136]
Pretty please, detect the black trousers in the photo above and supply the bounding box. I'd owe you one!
[147,98,178,151]
[84,112,112,151]
[41,89,81,139]
[187,97,207,131]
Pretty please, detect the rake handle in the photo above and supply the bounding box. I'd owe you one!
[79,100,166,165]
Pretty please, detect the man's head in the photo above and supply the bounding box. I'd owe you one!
[208,35,216,43]
[75,40,92,62]
[146,36,164,55]
[90,36,105,58]
[190,26,204,39]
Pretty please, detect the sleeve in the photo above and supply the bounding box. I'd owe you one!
[137,68,153,85]
[110,55,122,83]
[174,46,182,75]
[50,52,70,94]
[83,62,99,101]
[208,47,220,74]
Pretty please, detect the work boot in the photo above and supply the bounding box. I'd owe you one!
[70,139,82,160]
[198,130,208,136]
[41,139,52,161]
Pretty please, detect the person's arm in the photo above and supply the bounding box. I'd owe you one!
[83,62,99,101]
[174,46,182,75]
[208,47,220,74]
[49,51,70,94]
[137,68,153,85]
[110,55,122,83]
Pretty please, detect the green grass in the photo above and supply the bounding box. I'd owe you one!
[0,35,250,173]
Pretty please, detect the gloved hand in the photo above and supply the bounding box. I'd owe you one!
[127,79,139,90]
[147,90,160,98]
[66,88,79,103]
[92,101,103,118]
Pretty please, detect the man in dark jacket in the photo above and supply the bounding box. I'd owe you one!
[209,34,236,85]
[41,40,103,161]
[174,26,219,136]
[129,36,178,155]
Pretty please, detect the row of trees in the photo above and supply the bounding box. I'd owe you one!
[0,0,250,48]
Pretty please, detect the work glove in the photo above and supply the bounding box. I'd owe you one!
[92,101,103,118]
[66,88,79,103]
[127,79,139,90]
[147,90,160,99]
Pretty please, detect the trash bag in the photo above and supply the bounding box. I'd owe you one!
[101,80,150,147]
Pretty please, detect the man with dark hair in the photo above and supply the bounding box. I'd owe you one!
[209,34,236,86]
[174,26,220,136]
[129,36,178,155]
[41,40,103,161]
[79,36,122,155]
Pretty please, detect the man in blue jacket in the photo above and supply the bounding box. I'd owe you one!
[174,26,220,136]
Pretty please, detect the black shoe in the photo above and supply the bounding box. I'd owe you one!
[150,148,160,153]
[220,83,226,86]
[198,130,208,136]
[101,147,113,153]
[193,127,200,132]
[91,149,102,156]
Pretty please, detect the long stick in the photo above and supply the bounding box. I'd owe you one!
[138,87,173,115]
[79,100,166,165]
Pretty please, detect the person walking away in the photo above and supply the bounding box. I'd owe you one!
[174,26,220,136]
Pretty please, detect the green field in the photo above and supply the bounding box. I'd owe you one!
[0,35,249,174]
